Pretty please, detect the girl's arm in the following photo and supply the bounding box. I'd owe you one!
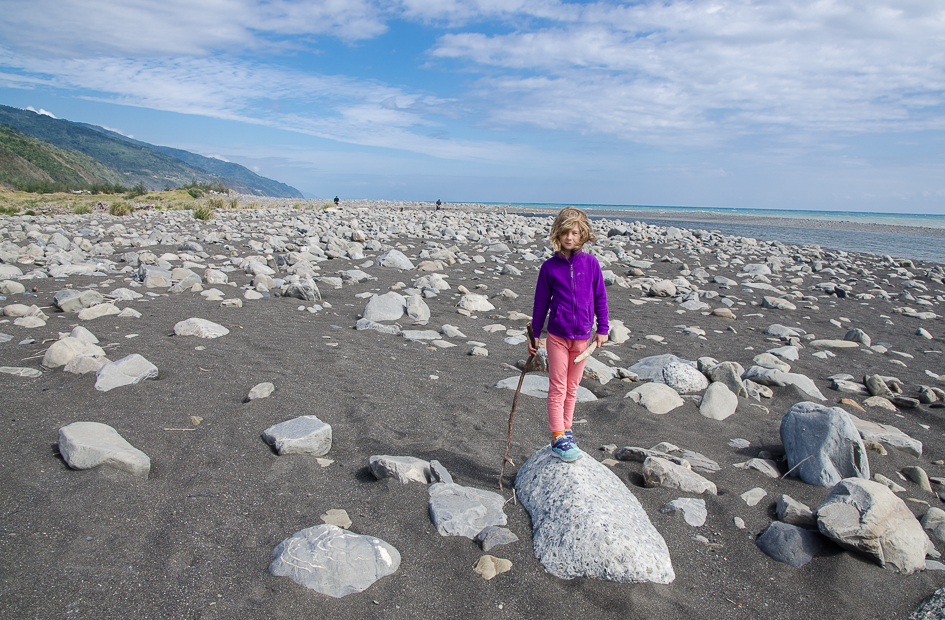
[592,258,610,339]
[530,264,552,354]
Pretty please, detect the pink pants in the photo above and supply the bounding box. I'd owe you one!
[546,333,589,434]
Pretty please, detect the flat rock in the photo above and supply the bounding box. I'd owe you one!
[428,482,506,538]
[849,416,922,457]
[369,455,431,483]
[94,354,158,392]
[54,289,104,312]
[363,292,406,322]
[496,375,597,402]
[780,401,870,487]
[475,526,519,552]
[734,458,781,479]
[628,354,696,382]
[58,421,150,479]
[699,382,738,420]
[660,498,707,526]
[355,318,401,334]
[247,382,275,400]
[515,446,675,584]
[0,366,42,378]
[472,555,512,580]
[269,524,400,598]
[777,494,817,527]
[43,337,106,369]
[742,366,826,401]
[643,456,717,495]
[173,318,229,339]
[262,415,332,456]
[817,478,931,574]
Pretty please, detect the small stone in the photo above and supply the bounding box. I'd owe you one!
[173,318,229,339]
[475,526,519,552]
[660,498,707,526]
[58,421,150,479]
[247,382,275,400]
[321,509,352,529]
[473,555,512,580]
[262,416,332,456]
[741,487,767,506]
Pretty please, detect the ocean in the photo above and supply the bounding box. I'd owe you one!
[504,204,945,265]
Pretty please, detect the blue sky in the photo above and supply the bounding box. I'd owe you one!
[0,0,943,213]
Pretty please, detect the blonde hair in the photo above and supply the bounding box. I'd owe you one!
[549,206,596,252]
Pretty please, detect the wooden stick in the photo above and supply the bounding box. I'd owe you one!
[500,322,534,492]
[573,340,597,364]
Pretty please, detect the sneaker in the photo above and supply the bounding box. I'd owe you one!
[551,434,582,462]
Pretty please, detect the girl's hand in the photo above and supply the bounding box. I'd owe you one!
[527,337,539,357]
[592,333,608,348]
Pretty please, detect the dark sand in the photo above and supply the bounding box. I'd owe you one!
[2,213,945,619]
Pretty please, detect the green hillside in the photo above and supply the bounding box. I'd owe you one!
[0,105,303,197]
[0,125,129,191]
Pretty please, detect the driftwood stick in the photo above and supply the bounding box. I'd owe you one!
[500,322,535,492]
[573,340,597,364]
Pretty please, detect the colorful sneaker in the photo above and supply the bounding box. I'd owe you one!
[551,434,582,462]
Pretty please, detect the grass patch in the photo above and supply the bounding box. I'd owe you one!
[207,196,225,210]
[73,204,91,214]
[187,187,204,198]
[192,204,214,220]
[109,201,133,216]
[0,205,20,215]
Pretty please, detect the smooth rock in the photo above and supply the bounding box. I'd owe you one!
[94,354,158,391]
[247,382,275,400]
[173,318,229,339]
[369,455,431,484]
[756,522,824,568]
[375,249,415,270]
[497,375,597,402]
[780,401,870,487]
[269,524,400,598]
[643,456,717,495]
[626,383,684,414]
[660,498,707,526]
[428,482,506,538]
[58,422,150,479]
[43,337,106,368]
[363,292,406,322]
[699,382,738,420]
[262,416,332,456]
[475,526,519,552]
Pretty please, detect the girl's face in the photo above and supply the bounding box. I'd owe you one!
[560,224,582,252]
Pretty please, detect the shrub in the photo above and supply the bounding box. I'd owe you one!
[228,198,238,209]
[0,205,19,215]
[109,201,133,216]
[187,188,204,199]
[207,196,225,210]
[127,181,148,198]
[192,204,214,220]
[73,204,91,214]
[24,210,36,216]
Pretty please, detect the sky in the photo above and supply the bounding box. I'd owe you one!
[0,0,943,213]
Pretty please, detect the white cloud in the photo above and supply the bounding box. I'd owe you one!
[25,105,56,118]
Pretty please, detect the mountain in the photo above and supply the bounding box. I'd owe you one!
[0,104,303,198]
[0,125,128,190]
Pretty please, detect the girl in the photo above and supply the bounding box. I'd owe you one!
[529,206,609,462]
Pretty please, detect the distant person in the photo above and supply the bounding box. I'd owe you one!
[528,206,609,462]
[333,196,339,206]
[436,199,442,210]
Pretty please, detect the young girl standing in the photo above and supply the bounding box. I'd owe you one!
[529,206,609,462]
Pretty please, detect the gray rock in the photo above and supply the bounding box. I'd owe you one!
[734,458,781,479]
[764,324,801,340]
[247,382,275,400]
[405,294,430,323]
[94,354,158,392]
[475,526,519,552]
[269,524,400,598]
[400,329,440,341]
[625,382,684,414]
[173,318,229,339]
[429,460,453,484]
[54,289,104,312]
[699,382,738,420]
[496,375,597,402]
[515,446,675,584]
[780,401,870,487]
[363,292,406,322]
[283,280,321,301]
[707,362,748,397]
[832,379,869,395]
[817,478,931,574]
[767,346,800,361]
[582,356,617,385]
[0,366,42,378]
[64,355,110,375]
[849,416,922,457]
[752,352,791,372]
[660,498,707,526]
[844,328,872,347]
[58,421,150,479]
[776,494,817,527]
[375,249,415,270]
[428,482,506,538]
[369,455,430,483]
[921,507,945,542]
[756,522,824,568]
[43,337,106,368]
[262,416,332,456]
[903,466,933,492]
[741,366,826,401]
[355,318,401,334]
[457,293,495,312]
[741,487,767,506]
[865,374,893,397]
[628,354,696,381]
[648,443,721,473]
[69,325,99,344]
[643,457,717,495]
[661,361,709,393]
[910,588,945,620]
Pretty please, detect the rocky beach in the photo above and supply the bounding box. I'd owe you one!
[2,197,945,619]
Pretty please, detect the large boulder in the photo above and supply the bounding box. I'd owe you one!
[816,478,931,574]
[375,249,415,270]
[515,446,675,584]
[363,292,406,322]
[58,422,150,479]
[661,361,708,393]
[780,402,869,487]
[269,524,400,597]
[42,337,107,369]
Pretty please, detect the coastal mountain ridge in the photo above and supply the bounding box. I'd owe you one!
[0,104,303,198]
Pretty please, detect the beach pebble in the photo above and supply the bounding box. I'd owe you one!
[247,382,275,400]
[699,382,738,420]
[369,455,431,484]
[643,457,717,495]
[428,482,507,538]
[0,366,42,378]
[173,318,229,339]
[93,354,158,392]
[262,416,332,456]
[320,509,352,529]
[473,555,512,580]
[515,446,675,584]
[58,421,150,479]
[741,487,767,506]
[776,495,817,528]
[269,525,400,598]
[625,383,684,414]
[816,478,930,574]
[844,328,872,347]
[475,526,519,552]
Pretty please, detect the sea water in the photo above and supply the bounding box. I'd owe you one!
[504,204,945,265]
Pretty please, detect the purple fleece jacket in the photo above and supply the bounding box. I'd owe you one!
[531,249,609,340]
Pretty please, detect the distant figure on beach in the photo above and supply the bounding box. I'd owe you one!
[528,207,609,462]
[436,199,441,210]
[333,196,339,206]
